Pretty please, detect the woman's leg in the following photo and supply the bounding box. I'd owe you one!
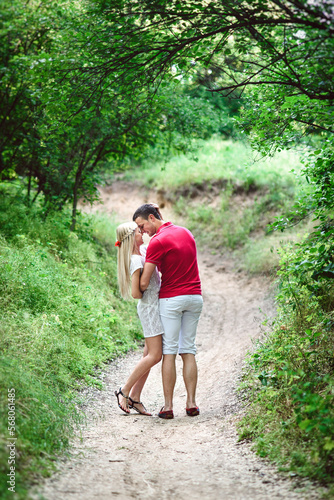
[129,343,150,402]
[116,336,162,412]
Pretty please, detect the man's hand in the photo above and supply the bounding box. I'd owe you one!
[140,262,157,291]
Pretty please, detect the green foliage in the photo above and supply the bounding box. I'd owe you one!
[174,194,258,250]
[234,221,315,275]
[233,26,334,290]
[1,0,236,229]
[175,188,308,254]
[0,357,78,499]
[187,83,242,138]
[116,82,229,171]
[239,245,334,484]
[0,186,141,498]
[81,0,334,137]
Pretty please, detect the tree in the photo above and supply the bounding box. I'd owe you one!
[0,0,227,229]
[74,1,333,99]
[71,0,333,168]
[72,0,334,277]
[74,0,333,146]
[0,0,56,181]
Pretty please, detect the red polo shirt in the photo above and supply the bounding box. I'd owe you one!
[145,222,201,299]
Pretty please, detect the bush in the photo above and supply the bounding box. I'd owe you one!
[239,244,334,485]
[0,186,141,498]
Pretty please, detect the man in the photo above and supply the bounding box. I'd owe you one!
[132,204,203,419]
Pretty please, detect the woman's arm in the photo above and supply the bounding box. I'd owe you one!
[131,268,143,299]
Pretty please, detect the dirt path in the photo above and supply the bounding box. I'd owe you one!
[33,183,321,500]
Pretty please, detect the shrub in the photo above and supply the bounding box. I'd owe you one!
[0,187,141,498]
[239,244,334,484]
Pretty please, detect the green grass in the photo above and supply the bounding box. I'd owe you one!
[0,186,142,499]
[238,249,334,486]
[233,217,316,275]
[121,136,307,275]
[123,136,303,192]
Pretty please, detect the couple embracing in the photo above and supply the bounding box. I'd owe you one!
[114,204,203,419]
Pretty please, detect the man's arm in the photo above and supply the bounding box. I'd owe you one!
[140,262,157,292]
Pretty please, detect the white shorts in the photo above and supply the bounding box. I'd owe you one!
[159,295,203,355]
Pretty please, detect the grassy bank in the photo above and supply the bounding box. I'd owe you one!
[123,136,309,275]
[238,242,334,490]
[0,185,141,499]
[124,136,301,191]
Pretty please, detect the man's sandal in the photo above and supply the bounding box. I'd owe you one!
[128,397,152,416]
[158,407,174,419]
[114,388,130,414]
[186,406,200,416]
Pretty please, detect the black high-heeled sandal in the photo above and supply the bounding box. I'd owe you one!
[128,396,152,416]
[114,388,130,414]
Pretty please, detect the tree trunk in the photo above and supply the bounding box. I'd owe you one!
[70,162,84,231]
[27,171,32,206]
[31,186,41,205]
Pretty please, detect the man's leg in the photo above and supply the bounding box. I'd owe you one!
[179,295,203,411]
[159,297,183,412]
[180,353,197,409]
[161,354,177,410]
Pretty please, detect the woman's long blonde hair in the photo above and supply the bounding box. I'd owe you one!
[116,221,137,299]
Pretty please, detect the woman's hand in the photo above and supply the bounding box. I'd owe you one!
[148,202,163,220]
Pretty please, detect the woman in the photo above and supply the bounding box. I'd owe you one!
[114,220,163,415]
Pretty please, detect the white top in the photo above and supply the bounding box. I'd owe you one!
[130,246,161,305]
[130,245,163,337]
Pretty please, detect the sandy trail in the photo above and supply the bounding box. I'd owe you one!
[34,182,320,499]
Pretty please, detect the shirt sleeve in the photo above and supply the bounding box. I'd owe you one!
[145,238,164,266]
[130,255,143,276]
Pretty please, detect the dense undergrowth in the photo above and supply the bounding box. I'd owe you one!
[0,185,141,499]
[123,137,334,490]
[238,243,334,491]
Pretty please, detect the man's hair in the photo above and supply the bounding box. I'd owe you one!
[133,204,161,222]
